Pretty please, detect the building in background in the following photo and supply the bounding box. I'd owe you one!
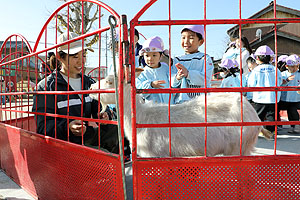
[227,1,300,55]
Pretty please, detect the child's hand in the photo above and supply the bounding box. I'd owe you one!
[288,75,295,81]
[151,80,166,88]
[175,63,189,80]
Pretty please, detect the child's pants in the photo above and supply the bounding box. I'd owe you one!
[252,102,276,132]
[278,101,300,128]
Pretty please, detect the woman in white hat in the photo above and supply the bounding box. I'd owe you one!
[32,32,120,153]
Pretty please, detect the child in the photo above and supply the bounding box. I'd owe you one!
[136,36,174,104]
[245,55,258,103]
[234,37,253,75]
[219,58,247,88]
[172,25,214,104]
[279,54,300,133]
[247,45,282,133]
[277,55,288,72]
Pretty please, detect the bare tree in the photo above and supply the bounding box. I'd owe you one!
[56,0,103,47]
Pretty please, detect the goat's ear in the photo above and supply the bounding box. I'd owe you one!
[135,67,144,78]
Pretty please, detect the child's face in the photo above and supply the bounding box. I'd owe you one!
[181,30,204,54]
[143,52,161,68]
[247,62,257,72]
[287,65,299,73]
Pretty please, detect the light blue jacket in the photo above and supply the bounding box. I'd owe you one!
[247,64,282,103]
[280,71,300,102]
[136,62,174,104]
[171,52,214,104]
[220,72,247,88]
[245,72,253,100]
[222,47,245,60]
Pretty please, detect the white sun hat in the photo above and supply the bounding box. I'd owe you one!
[58,32,94,54]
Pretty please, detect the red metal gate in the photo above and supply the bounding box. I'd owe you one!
[0,0,127,199]
[129,0,300,199]
[1,0,300,199]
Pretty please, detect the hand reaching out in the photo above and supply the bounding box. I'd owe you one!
[283,75,295,84]
[175,63,189,80]
[288,75,295,81]
[151,80,166,88]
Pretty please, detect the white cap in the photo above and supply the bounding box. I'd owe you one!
[58,32,94,54]
[139,36,169,56]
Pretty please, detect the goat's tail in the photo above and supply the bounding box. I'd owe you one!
[260,128,273,140]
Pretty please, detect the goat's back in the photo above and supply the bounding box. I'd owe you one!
[135,93,261,157]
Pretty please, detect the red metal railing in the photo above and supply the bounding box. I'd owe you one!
[130,0,300,199]
[0,1,126,199]
[0,0,300,199]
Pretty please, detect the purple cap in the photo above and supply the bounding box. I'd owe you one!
[219,58,235,69]
[232,59,239,68]
[278,55,288,63]
[286,54,300,66]
[254,45,274,56]
[139,36,169,56]
[181,25,204,38]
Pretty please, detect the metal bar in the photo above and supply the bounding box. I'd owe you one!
[109,14,127,200]
[135,18,300,26]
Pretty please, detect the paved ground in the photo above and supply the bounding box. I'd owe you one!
[0,170,35,200]
[0,101,299,200]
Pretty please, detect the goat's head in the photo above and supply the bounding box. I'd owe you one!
[89,68,144,111]
[89,75,116,111]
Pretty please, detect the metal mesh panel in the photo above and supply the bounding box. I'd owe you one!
[135,157,300,199]
[0,122,124,200]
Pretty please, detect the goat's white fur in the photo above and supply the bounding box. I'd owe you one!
[89,75,116,112]
[90,75,270,157]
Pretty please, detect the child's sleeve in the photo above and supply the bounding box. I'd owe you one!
[186,56,214,87]
[220,79,225,88]
[276,69,283,86]
[171,58,182,88]
[136,72,153,89]
[247,71,256,87]
[280,71,288,86]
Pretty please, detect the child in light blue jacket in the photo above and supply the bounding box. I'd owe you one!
[245,55,258,103]
[247,45,282,132]
[279,54,300,133]
[219,58,247,88]
[171,25,214,104]
[136,36,174,104]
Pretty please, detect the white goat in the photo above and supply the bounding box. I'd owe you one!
[90,74,272,157]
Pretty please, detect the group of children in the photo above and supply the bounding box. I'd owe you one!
[219,46,300,133]
[132,24,300,134]
[136,25,214,105]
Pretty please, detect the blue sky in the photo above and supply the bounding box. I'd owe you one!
[0,0,299,65]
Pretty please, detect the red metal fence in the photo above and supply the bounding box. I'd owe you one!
[0,0,126,199]
[0,0,300,199]
[130,0,300,199]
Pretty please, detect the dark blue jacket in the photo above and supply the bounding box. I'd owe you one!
[32,70,105,144]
